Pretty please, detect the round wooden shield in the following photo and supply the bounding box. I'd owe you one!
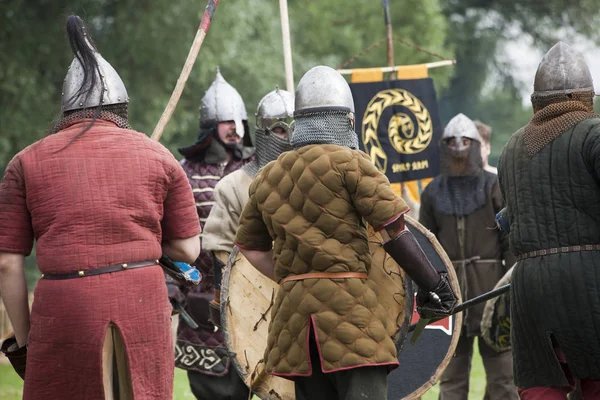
[221,215,460,400]
[481,264,514,353]
[388,215,463,399]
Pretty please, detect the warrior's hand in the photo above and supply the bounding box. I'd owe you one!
[416,273,457,319]
[1,335,27,380]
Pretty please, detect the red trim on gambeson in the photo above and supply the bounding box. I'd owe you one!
[266,314,399,378]
[374,208,411,232]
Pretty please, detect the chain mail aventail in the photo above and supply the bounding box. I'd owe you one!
[523,100,599,156]
[51,104,130,134]
[243,129,293,177]
[291,111,359,150]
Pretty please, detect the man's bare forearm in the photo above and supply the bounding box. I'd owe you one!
[0,253,30,346]
[238,248,275,281]
[162,235,201,264]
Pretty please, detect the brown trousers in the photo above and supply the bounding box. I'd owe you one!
[102,323,133,400]
[294,332,388,400]
[439,335,518,400]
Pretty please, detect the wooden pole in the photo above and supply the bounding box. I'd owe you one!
[151,0,220,142]
[279,0,294,93]
[382,0,395,80]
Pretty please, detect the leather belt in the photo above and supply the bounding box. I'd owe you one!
[517,244,600,261]
[41,260,159,280]
[279,272,368,285]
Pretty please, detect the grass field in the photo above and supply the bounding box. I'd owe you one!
[0,340,487,400]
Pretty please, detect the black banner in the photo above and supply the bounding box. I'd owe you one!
[350,78,442,183]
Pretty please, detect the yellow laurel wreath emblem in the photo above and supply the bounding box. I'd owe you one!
[361,89,433,173]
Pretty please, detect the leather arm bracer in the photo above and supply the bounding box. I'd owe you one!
[383,228,440,291]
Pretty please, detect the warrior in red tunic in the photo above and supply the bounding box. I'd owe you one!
[0,16,201,399]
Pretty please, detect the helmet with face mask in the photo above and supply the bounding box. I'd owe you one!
[442,113,482,149]
[440,113,483,176]
[242,88,295,177]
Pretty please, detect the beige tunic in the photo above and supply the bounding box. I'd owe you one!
[202,169,254,254]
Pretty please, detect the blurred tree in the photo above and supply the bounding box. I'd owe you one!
[438,0,600,162]
[0,0,450,167]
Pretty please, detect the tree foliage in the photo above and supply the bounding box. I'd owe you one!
[0,0,450,170]
[1,1,599,169]
[439,0,600,122]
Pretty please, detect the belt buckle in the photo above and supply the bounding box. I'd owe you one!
[540,250,547,256]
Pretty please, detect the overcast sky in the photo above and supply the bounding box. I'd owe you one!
[502,36,600,103]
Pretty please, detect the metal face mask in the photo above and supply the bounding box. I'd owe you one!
[255,88,295,139]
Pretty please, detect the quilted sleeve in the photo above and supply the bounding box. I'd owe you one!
[202,177,240,252]
[345,152,409,231]
[491,182,516,269]
[234,178,272,251]
[161,163,202,241]
[584,123,600,180]
[0,156,34,255]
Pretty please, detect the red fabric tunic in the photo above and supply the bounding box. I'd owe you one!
[0,119,201,400]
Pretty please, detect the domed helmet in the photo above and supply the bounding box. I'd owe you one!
[242,88,295,177]
[53,15,129,133]
[440,113,483,176]
[531,41,594,112]
[199,67,248,139]
[291,66,358,149]
[255,87,295,137]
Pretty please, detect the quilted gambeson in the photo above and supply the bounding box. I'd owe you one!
[235,144,409,376]
[498,117,600,388]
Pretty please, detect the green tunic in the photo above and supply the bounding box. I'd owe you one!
[498,117,600,388]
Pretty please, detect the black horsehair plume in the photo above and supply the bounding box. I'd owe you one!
[52,15,105,147]
[65,14,103,108]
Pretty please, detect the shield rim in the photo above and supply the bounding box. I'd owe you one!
[399,215,463,400]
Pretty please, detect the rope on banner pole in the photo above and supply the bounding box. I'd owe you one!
[335,35,453,72]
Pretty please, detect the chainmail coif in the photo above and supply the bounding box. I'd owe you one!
[291,110,359,150]
[428,142,495,217]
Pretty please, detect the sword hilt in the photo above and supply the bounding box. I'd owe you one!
[170,299,199,330]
